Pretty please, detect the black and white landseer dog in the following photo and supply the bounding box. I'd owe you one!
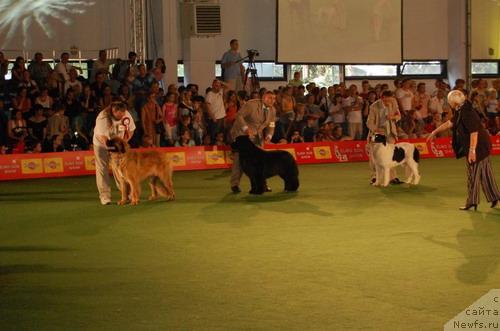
[370,134,421,187]
[231,135,299,194]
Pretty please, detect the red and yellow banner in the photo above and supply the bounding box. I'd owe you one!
[1,137,499,181]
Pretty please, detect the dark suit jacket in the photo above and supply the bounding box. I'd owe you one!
[451,100,491,161]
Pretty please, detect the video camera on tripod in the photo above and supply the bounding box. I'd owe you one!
[244,49,260,91]
[246,49,260,60]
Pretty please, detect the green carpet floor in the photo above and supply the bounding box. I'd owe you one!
[1,157,500,331]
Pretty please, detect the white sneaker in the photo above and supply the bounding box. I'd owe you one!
[100,198,112,205]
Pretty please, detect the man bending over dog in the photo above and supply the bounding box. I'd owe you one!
[93,101,136,205]
[366,91,402,185]
[230,91,276,193]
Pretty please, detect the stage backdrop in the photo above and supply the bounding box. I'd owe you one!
[276,0,402,63]
[0,0,129,59]
[1,137,500,181]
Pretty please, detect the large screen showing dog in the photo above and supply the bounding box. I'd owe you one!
[277,0,402,63]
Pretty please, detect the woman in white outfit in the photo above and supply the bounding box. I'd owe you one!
[92,101,136,205]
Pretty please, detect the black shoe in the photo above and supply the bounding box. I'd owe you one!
[459,204,477,211]
[390,178,403,185]
[231,186,241,194]
[491,200,499,208]
[265,186,272,192]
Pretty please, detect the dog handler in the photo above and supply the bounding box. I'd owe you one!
[93,101,136,205]
[230,91,277,193]
[428,90,500,211]
[366,90,401,184]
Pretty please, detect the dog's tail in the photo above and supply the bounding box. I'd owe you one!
[413,147,420,163]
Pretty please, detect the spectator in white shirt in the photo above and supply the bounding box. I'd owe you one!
[64,68,82,96]
[395,78,414,114]
[414,83,430,120]
[429,89,449,115]
[205,79,227,143]
[327,93,346,134]
[343,84,363,140]
[90,50,113,83]
[54,52,81,82]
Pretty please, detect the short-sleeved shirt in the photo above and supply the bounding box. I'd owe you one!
[54,62,75,81]
[221,50,242,80]
[92,110,136,147]
[328,104,345,123]
[343,96,363,123]
[395,88,414,111]
[205,90,226,120]
[451,101,491,161]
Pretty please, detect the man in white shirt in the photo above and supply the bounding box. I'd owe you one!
[414,83,430,120]
[343,85,363,140]
[93,101,136,205]
[90,50,114,83]
[54,52,81,82]
[64,68,82,96]
[395,79,414,114]
[429,89,449,114]
[205,79,227,143]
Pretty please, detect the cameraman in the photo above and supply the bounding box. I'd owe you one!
[221,39,245,92]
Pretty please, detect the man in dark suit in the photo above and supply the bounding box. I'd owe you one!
[230,91,277,193]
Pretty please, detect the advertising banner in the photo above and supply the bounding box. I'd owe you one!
[1,138,499,181]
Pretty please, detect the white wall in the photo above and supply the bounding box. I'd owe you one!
[403,0,448,60]
[174,0,276,62]
[472,0,500,59]
[176,0,451,63]
[169,0,454,88]
[215,0,276,61]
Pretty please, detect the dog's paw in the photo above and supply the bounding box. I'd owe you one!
[130,200,140,205]
[372,182,380,187]
[117,199,128,206]
[148,195,158,201]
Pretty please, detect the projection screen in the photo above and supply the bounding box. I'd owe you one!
[277,0,402,63]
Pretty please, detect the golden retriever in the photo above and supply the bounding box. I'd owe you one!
[107,137,175,205]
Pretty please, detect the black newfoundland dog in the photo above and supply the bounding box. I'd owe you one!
[231,135,299,194]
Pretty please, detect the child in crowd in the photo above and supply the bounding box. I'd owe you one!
[302,115,317,142]
[290,130,304,143]
[162,92,178,145]
[175,128,195,147]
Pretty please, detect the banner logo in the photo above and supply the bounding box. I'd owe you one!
[313,146,332,159]
[21,159,43,174]
[43,158,63,173]
[166,152,186,167]
[205,151,225,165]
[84,156,96,170]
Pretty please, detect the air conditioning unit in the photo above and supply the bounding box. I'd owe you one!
[182,1,221,37]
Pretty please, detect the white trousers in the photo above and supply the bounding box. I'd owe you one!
[94,145,120,202]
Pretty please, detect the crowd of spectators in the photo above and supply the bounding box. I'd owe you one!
[0,49,498,155]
